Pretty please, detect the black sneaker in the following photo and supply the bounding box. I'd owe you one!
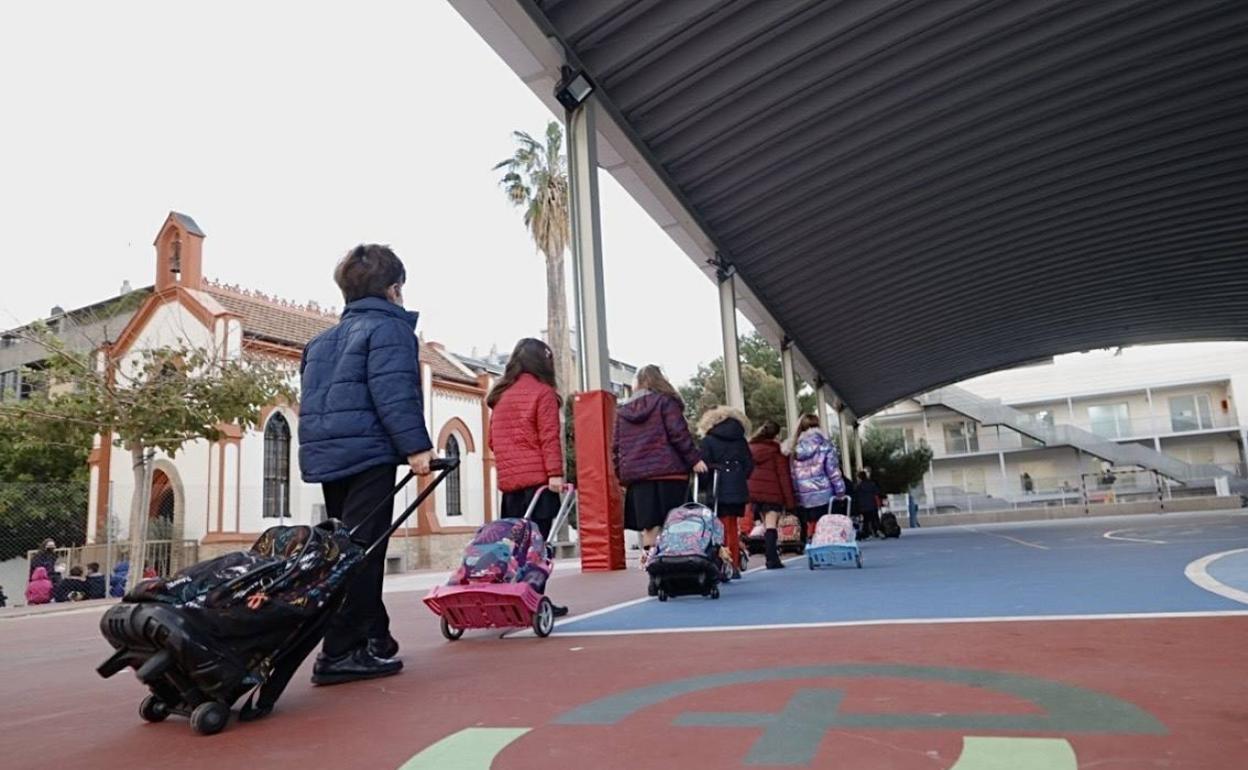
[766,560,787,570]
[552,604,570,618]
[367,635,399,659]
[311,648,402,686]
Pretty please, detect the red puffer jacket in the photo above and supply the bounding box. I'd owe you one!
[748,439,795,509]
[489,373,563,492]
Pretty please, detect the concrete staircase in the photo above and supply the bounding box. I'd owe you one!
[919,386,1236,486]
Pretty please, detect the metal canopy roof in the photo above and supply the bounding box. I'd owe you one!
[454,0,1248,416]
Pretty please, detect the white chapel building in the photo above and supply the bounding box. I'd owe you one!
[86,212,498,569]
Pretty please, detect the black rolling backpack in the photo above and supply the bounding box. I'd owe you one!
[880,511,902,538]
[97,458,458,735]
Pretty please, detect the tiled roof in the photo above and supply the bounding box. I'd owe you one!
[423,344,479,385]
[203,282,336,347]
[202,280,478,387]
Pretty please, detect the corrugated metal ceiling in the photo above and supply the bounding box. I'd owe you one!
[528,0,1248,414]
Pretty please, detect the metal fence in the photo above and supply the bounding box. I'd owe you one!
[0,481,199,609]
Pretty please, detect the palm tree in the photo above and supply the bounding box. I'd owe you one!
[495,121,575,393]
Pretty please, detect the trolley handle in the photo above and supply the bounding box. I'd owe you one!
[690,469,720,515]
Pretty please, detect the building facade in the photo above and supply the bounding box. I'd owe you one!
[16,212,500,570]
[871,344,1248,511]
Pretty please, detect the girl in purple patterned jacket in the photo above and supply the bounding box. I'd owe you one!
[786,413,847,543]
[614,365,707,569]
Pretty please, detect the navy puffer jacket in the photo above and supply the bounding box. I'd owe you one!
[299,298,434,483]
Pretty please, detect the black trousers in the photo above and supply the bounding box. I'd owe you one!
[321,464,397,657]
[861,508,881,537]
[501,486,560,540]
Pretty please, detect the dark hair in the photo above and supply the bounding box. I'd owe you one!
[70,566,83,577]
[751,420,782,441]
[796,413,821,435]
[635,364,680,400]
[857,470,868,480]
[486,338,560,408]
[87,562,99,572]
[333,244,406,303]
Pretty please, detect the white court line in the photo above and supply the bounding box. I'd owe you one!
[549,610,1248,638]
[1184,548,1248,606]
[510,553,807,637]
[960,526,1049,550]
[1103,529,1167,545]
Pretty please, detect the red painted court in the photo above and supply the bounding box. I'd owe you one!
[2,515,1247,769]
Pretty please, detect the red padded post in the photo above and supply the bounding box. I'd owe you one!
[573,390,625,571]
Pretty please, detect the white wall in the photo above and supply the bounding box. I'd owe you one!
[959,343,1248,425]
[429,388,487,528]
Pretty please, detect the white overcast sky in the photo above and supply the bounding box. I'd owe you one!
[0,1,735,384]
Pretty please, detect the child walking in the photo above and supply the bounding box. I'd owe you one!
[615,365,706,569]
[487,338,569,617]
[697,406,753,574]
[787,413,847,543]
[300,244,434,686]
[748,420,796,569]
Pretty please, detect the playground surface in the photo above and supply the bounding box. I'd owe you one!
[1,511,1246,769]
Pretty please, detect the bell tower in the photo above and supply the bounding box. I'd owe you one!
[153,211,205,291]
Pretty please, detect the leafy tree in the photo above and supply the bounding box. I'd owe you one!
[0,329,293,587]
[680,332,815,436]
[860,424,933,494]
[0,294,145,561]
[495,122,575,394]
[0,483,88,562]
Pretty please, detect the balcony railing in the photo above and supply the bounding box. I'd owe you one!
[930,412,1241,457]
[1082,412,1239,439]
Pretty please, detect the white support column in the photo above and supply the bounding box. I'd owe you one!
[853,422,864,475]
[815,381,830,432]
[717,266,745,411]
[566,99,610,392]
[839,406,854,476]
[1146,386,1160,450]
[921,405,935,503]
[780,339,800,434]
[998,449,1009,496]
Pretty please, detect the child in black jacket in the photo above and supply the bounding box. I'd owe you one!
[697,406,754,572]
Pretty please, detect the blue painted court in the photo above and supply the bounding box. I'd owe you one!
[555,511,1248,635]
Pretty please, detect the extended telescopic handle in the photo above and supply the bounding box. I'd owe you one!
[354,456,461,554]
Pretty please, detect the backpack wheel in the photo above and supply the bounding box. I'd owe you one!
[139,694,169,723]
[440,615,464,641]
[657,587,668,602]
[709,586,720,600]
[533,597,555,637]
[189,701,229,736]
[856,552,863,568]
[647,576,659,596]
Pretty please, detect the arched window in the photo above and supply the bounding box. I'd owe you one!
[263,413,291,519]
[444,434,462,516]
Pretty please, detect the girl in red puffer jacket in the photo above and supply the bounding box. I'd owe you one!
[748,420,796,569]
[487,338,565,540]
[487,338,569,617]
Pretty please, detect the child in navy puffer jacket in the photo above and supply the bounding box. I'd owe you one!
[298,244,434,685]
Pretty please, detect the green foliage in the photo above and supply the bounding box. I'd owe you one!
[0,483,88,561]
[3,334,295,457]
[0,404,91,483]
[0,329,295,555]
[680,332,815,435]
[563,397,576,483]
[860,425,933,494]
